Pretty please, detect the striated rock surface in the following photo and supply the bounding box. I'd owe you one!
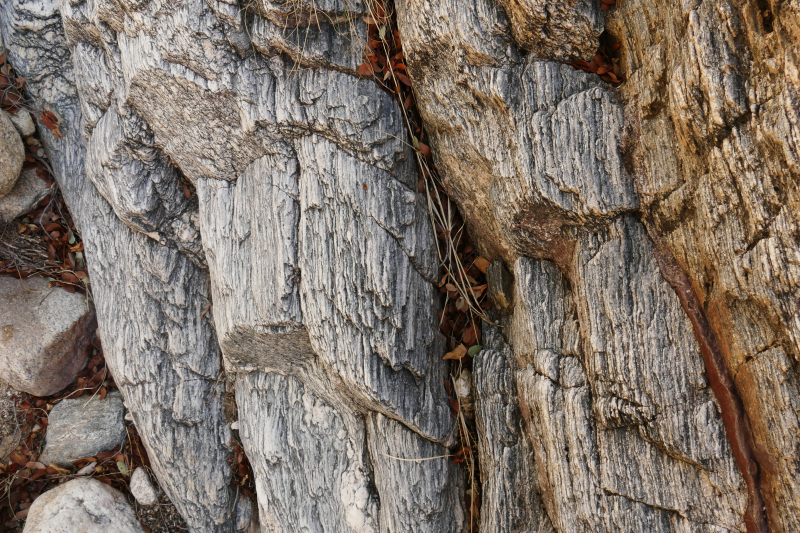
[607,0,800,529]
[0,275,93,397]
[3,0,800,530]
[0,1,238,530]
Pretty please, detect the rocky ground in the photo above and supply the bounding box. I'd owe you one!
[0,44,190,533]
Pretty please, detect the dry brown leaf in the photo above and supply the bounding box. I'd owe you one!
[474,257,490,273]
[443,344,467,360]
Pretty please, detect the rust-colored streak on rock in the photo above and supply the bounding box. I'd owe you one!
[645,225,770,533]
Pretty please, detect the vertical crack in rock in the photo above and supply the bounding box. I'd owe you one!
[646,223,772,533]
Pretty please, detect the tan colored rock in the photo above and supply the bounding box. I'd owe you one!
[607,1,800,530]
[22,477,145,533]
[0,167,49,222]
[0,276,93,397]
[0,109,25,198]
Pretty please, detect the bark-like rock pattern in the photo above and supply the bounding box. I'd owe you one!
[607,0,800,529]
[236,371,379,533]
[3,0,461,529]
[0,1,238,531]
[396,0,800,529]
[5,0,800,529]
[473,333,555,533]
[366,413,465,533]
[494,0,602,61]
[396,0,637,268]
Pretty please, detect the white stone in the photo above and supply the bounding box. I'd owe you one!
[40,392,126,466]
[22,477,144,533]
[0,276,93,397]
[129,468,159,507]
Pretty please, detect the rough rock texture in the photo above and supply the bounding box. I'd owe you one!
[607,1,800,530]
[1,0,460,530]
[40,391,126,465]
[0,108,24,197]
[473,338,555,533]
[130,468,159,507]
[0,1,238,531]
[4,0,800,530]
[22,477,144,533]
[0,275,92,397]
[395,0,800,530]
[0,166,49,222]
[367,413,465,533]
[397,0,637,272]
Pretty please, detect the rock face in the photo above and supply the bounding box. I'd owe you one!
[40,391,126,465]
[0,167,49,222]
[2,0,800,531]
[22,477,144,533]
[0,108,24,197]
[0,275,92,397]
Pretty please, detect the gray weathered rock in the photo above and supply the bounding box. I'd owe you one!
[40,391,126,465]
[473,333,555,533]
[0,1,238,530]
[0,108,24,197]
[396,0,636,268]
[0,275,92,397]
[6,0,800,530]
[495,0,602,61]
[236,371,380,533]
[0,167,49,222]
[130,468,159,507]
[366,413,466,533]
[22,477,144,533]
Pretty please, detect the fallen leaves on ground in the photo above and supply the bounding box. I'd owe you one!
[0,340,179,532]
[0,50,85,292]
[1,50,62,137]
